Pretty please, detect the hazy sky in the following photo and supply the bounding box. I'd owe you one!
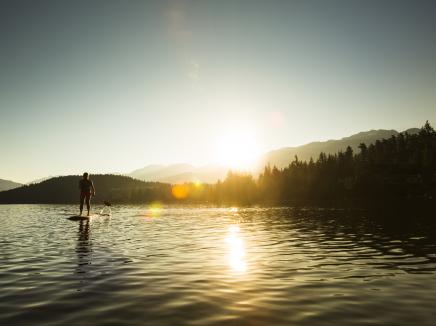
[1,0,435,183]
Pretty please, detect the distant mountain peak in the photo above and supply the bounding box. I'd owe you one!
[402,128,420,135]
[129,163,229,184]
[345,129,398,140]
[0,178,22,192]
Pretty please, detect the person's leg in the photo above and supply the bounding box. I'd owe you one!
[79,193,85,215]
[86,193,91,216]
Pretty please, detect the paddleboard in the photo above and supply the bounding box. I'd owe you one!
[67,214,98,221]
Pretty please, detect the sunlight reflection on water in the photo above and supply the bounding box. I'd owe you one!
[226,225,246,273]
[2,205,436,325]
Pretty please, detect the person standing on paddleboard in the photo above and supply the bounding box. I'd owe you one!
[79,173,95,216]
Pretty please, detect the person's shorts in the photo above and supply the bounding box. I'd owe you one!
[80,191,91,200]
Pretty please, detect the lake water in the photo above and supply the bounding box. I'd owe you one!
[1,205,436,325]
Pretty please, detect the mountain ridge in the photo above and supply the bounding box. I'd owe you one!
[257,128,420,169]
[129,164,229,184]
[0,179,22,192]
[130,127,420,182]
[2,127,421,187]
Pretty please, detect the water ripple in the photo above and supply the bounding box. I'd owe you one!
[1,205,436,325]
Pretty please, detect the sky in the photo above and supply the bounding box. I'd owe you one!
[1,0,435,183]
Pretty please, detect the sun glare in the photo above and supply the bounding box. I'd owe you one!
[225,224,246,273]
[216,128,260,170]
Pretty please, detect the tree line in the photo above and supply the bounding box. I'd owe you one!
[0,122,435,206]
[210,121,436,205]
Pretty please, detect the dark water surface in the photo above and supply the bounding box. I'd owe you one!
[1,205,436,325]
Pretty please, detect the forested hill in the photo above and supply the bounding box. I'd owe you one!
[258,128,420,169]
[0,175,174,204]
[252,122,436,205]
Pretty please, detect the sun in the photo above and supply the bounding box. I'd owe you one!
[215,128,260,170]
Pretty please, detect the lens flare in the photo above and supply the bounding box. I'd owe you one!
[172,184,190,199]
[141,201,163,219]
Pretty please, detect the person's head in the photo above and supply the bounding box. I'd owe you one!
[83,172,89,180]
